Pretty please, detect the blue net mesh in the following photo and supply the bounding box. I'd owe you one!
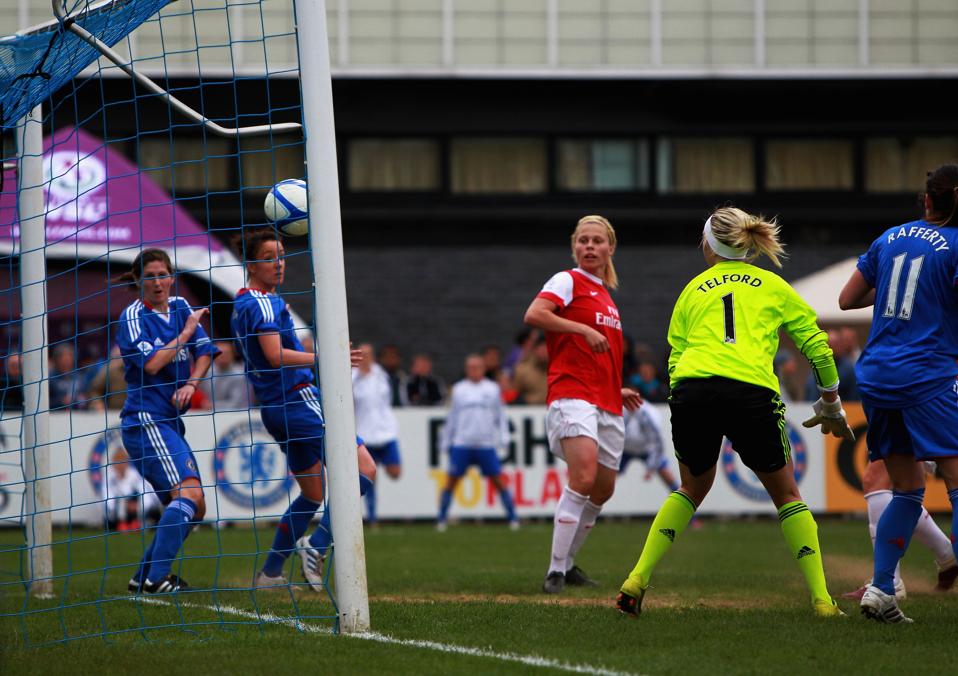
[0,0,347,647]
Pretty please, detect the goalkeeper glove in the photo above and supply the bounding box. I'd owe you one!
[802,396,855,442]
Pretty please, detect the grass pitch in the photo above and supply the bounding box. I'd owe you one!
[2,517,957,675]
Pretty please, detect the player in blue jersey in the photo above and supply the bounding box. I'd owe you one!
[840,163,958,624]
[116,249,218,594]
[231,228,376,591]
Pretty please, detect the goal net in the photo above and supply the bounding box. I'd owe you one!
[0,0,367,645]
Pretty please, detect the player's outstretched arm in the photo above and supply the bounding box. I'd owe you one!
[839,269,875,310]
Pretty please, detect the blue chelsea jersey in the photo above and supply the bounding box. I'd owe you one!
[117,296,218,421]
[855,219,958,407]
[230,289,314,405]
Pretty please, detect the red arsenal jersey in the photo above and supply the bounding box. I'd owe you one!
[536,268,624,414]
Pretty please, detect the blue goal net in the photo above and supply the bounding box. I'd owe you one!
[0,0,351,646]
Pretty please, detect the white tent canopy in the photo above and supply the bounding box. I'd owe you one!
[791,258,873,324]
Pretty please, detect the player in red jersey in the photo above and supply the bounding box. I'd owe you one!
[524,215,643,593]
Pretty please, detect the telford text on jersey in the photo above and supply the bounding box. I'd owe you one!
[696,273,763,293]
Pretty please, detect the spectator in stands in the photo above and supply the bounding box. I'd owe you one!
[1,352,23,412]
[503,327,540,377]
[481,344,503,381]
[629,360,669,403]
[49,343,85,410]
[804,329,859,401]
[404,353,446,406]
[773,349,803,403]
[201,339,253,410]
[513,335,549,405]
[378,344,406,407]
[85,345,127,411]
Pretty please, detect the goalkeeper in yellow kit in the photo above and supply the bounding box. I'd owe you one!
[616,206,854,618]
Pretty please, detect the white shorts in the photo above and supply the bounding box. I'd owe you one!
[547,399,625,470]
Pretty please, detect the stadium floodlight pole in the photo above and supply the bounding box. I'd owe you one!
[17,104,53,599]
[293,0,370,633]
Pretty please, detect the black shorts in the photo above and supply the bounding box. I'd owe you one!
[669,377,791,476]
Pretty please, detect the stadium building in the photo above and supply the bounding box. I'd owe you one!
[3,0,958,378]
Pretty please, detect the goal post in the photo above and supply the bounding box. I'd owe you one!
[293,0,371,634]
[17,103,53,600]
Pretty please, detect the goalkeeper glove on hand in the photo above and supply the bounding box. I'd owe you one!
[802,396,855,441]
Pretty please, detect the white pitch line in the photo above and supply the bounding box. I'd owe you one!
[127,596,640,676]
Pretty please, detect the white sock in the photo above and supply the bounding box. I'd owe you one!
[566,501,602,570]
[913,507,957,569]
[866,490,902,585]
[549,487,588,574]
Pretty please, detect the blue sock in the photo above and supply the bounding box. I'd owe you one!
[145,498,197,582]
[308,508,332,553]
[438,489,453,522]
[262,495,321,576]
[873,488,925,595]
[949,489,958,562]
[498,488,517,522]
[134,538,156,584]
[359,474,373,496]
[364,481,377,523]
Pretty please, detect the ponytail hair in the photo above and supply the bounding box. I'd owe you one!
[705,206,786,268]
[115,248,174,289]
[925,163,958,228]
[570,214,619,290]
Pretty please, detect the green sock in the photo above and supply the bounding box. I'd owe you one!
[778,501,831,604]
[625,491,697,589]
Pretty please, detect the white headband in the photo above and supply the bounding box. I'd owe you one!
[703,216,749,260]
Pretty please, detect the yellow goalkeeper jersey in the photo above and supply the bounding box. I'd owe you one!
[667,260,839,394]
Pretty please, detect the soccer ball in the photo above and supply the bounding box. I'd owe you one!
[263,178,309,236]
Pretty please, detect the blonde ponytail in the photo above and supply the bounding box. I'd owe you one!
[570,215,620,290]
[706,207,786,268]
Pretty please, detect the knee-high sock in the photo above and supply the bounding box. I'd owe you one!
[145,498,197,583]
[567,501,602,569]
[548,487,588,574]
[949,489,958,563]
[308,507,333,554]
[438,488,454,522]
[778,501,831,603]
[626,491,696,588]
[262,495,321,576]
[364,481,377,523]
[499,488,517,522]
[913,506,957,568]
[865,490,902,585]
[873,488,924,596]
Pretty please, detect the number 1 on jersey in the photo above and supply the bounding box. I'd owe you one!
[721,292,736,343]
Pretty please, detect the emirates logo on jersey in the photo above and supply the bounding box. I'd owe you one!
[595,305,621,330]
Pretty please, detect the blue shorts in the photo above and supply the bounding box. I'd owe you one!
[448,446,502,478]
[121,412,200,503]
[260,386,326,474]
[864,382,958,461]
[367,440,401,467]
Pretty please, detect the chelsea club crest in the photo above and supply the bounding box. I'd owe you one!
[214,421,294,508]
[721,423,807,502]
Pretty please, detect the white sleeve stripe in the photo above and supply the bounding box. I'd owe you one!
[124,302,142,342]
[252,291,275,324]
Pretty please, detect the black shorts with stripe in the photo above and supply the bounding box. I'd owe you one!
[669,376,791,477]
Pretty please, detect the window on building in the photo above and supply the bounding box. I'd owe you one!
[139,136,234,192]
[450,138,547,193]
[765,139,854,191]
[237,135,304,189]
[865,137,958,193]
[657,137,754,193]
[348,139,440,191]
[557,139,649,191]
